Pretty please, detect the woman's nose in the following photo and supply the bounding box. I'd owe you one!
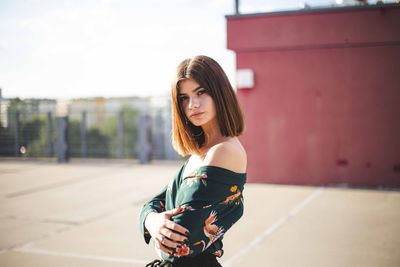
[189,97,199,109]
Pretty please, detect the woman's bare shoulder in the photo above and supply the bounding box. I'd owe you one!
[203,138,247,173]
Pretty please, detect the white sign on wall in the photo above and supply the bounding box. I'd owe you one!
[236,69,254,89]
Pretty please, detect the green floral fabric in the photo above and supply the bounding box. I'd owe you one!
[139,161,247,263]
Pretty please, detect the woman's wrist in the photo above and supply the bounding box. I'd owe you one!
[144,211,157,232]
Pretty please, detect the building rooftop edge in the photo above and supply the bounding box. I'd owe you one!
[225,2,400,19]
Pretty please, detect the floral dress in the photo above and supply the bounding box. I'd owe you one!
[139,161,247,263]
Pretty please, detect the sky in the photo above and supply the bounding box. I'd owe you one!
[0,0,378,99]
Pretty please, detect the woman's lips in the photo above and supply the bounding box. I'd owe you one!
[191,112,204,118]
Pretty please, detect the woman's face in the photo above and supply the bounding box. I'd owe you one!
[178,79,216,127]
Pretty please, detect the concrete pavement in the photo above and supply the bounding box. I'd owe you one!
[0,159,399,267]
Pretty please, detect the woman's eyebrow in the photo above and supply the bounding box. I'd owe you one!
[178,86,202,96]
[192,86,202,92]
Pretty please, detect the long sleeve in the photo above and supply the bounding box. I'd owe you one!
[139,185,167,244]
[160,166,246,261]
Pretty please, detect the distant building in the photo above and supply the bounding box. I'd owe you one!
[0,88,9,127]
[68,96,149,128]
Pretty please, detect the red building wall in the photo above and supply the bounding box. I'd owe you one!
[227,4,400,186]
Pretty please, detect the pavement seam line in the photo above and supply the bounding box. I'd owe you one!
[223,187,323,267]
[13,247,149,264]
[3,196,156,252]
[5,168,120,198]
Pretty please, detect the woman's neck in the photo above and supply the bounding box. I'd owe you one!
[198,118,229,156]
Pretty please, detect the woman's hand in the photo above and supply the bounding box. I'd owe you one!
[144,206,190,255]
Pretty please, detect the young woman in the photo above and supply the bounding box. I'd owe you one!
[139,55,247,267]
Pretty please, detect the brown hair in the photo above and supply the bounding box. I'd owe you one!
[171,55,245,156]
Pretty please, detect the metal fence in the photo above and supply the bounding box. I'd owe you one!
[0,107,179,163]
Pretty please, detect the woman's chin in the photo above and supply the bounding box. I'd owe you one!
[190,120,204,127]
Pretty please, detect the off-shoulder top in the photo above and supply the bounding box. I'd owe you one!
[139,160,247,263]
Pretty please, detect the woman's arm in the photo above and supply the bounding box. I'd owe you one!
[139,186,168,243]
[139,186,189,255]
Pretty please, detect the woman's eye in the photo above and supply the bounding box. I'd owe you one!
[198,89,207,95]
[179,96,188,102]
